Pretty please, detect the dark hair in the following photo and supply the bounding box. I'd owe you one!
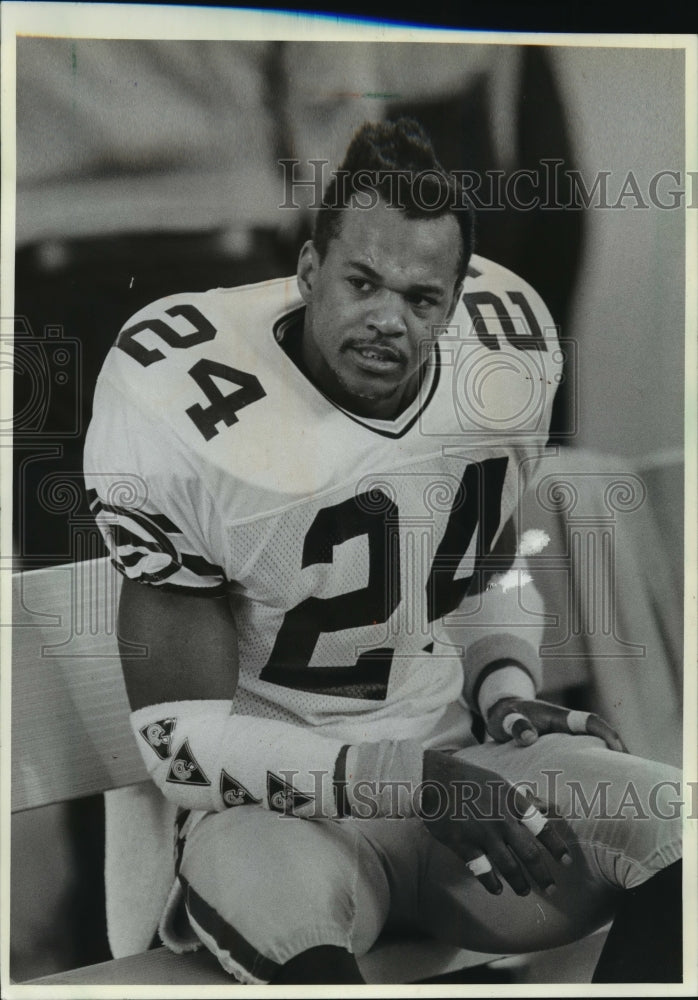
[313,118,475,284]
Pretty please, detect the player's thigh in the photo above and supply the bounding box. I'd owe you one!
[417,735,681,953]
[179,807,391,965]
[418,820,616,954]
[459,734,683,889]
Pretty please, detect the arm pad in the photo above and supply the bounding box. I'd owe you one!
[131,700,424,818]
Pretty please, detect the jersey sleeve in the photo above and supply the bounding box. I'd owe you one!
[84,366,227,596]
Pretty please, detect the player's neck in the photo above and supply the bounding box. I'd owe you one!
[284,313,426,421]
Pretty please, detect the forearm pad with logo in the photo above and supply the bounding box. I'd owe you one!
[130,700,424,818]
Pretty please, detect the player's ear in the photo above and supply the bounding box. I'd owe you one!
[297,241,319,303]
[445,280,464,324]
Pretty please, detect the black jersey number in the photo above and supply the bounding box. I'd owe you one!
[260,456,508,701]
[116,305,265,441]
[186,358,266,442]
[259,491,401,700]
[426,457,508,621]
[463,291,547,352]
[117,304,217,366]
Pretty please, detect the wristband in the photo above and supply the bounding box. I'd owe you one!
[342,739,424,818]
[478,664,536,718]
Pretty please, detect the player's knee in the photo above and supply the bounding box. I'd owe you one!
[642,767,683,862]
[645,770,683,822]
[605,757,683,887]
[180,810,336,924]
[178,809,389,961]
[622,756,683,825]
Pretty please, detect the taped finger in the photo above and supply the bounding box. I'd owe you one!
[502,712,527,736]
[464,852,502,894]
[502,712,536,744]
[536,823,573,866]
[519,803,548,837]
[566,709,591,734]
[466,854,493,877]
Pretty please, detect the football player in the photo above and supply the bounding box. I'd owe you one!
[84,119,682,984]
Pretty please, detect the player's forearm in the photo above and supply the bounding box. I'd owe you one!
[131,698,425,818]
[447,558,545,717]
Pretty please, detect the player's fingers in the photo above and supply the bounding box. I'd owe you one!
[491,700,571,745]
[525,701,576,736]
[535,821,573,867]
[488,844,530,896]
[581,711,628,753]
[505,824,556,894]
[501,710,538,747]
[511,792,573,868]
[464,851,503,896]
[519,703,626,754]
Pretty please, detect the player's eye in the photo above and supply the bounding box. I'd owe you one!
[347,276,375,293]
[407,293,438,309]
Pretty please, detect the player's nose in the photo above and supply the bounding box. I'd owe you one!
[367,290,408,337]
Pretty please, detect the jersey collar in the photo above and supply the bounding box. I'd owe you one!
[273,307,441,440]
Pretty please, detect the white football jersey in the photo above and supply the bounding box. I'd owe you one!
[84,255,561,743]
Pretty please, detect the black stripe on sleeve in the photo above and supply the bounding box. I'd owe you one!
[152,580,228,597]
[111,560,227,596]
[180,552,225,578]
[117,545,224,583]
[118,550,150,568]
[333,744,352,819]
[111,524,163,553]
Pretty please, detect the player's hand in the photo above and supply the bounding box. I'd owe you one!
[421,748,571,897]
[485,697,627,753]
